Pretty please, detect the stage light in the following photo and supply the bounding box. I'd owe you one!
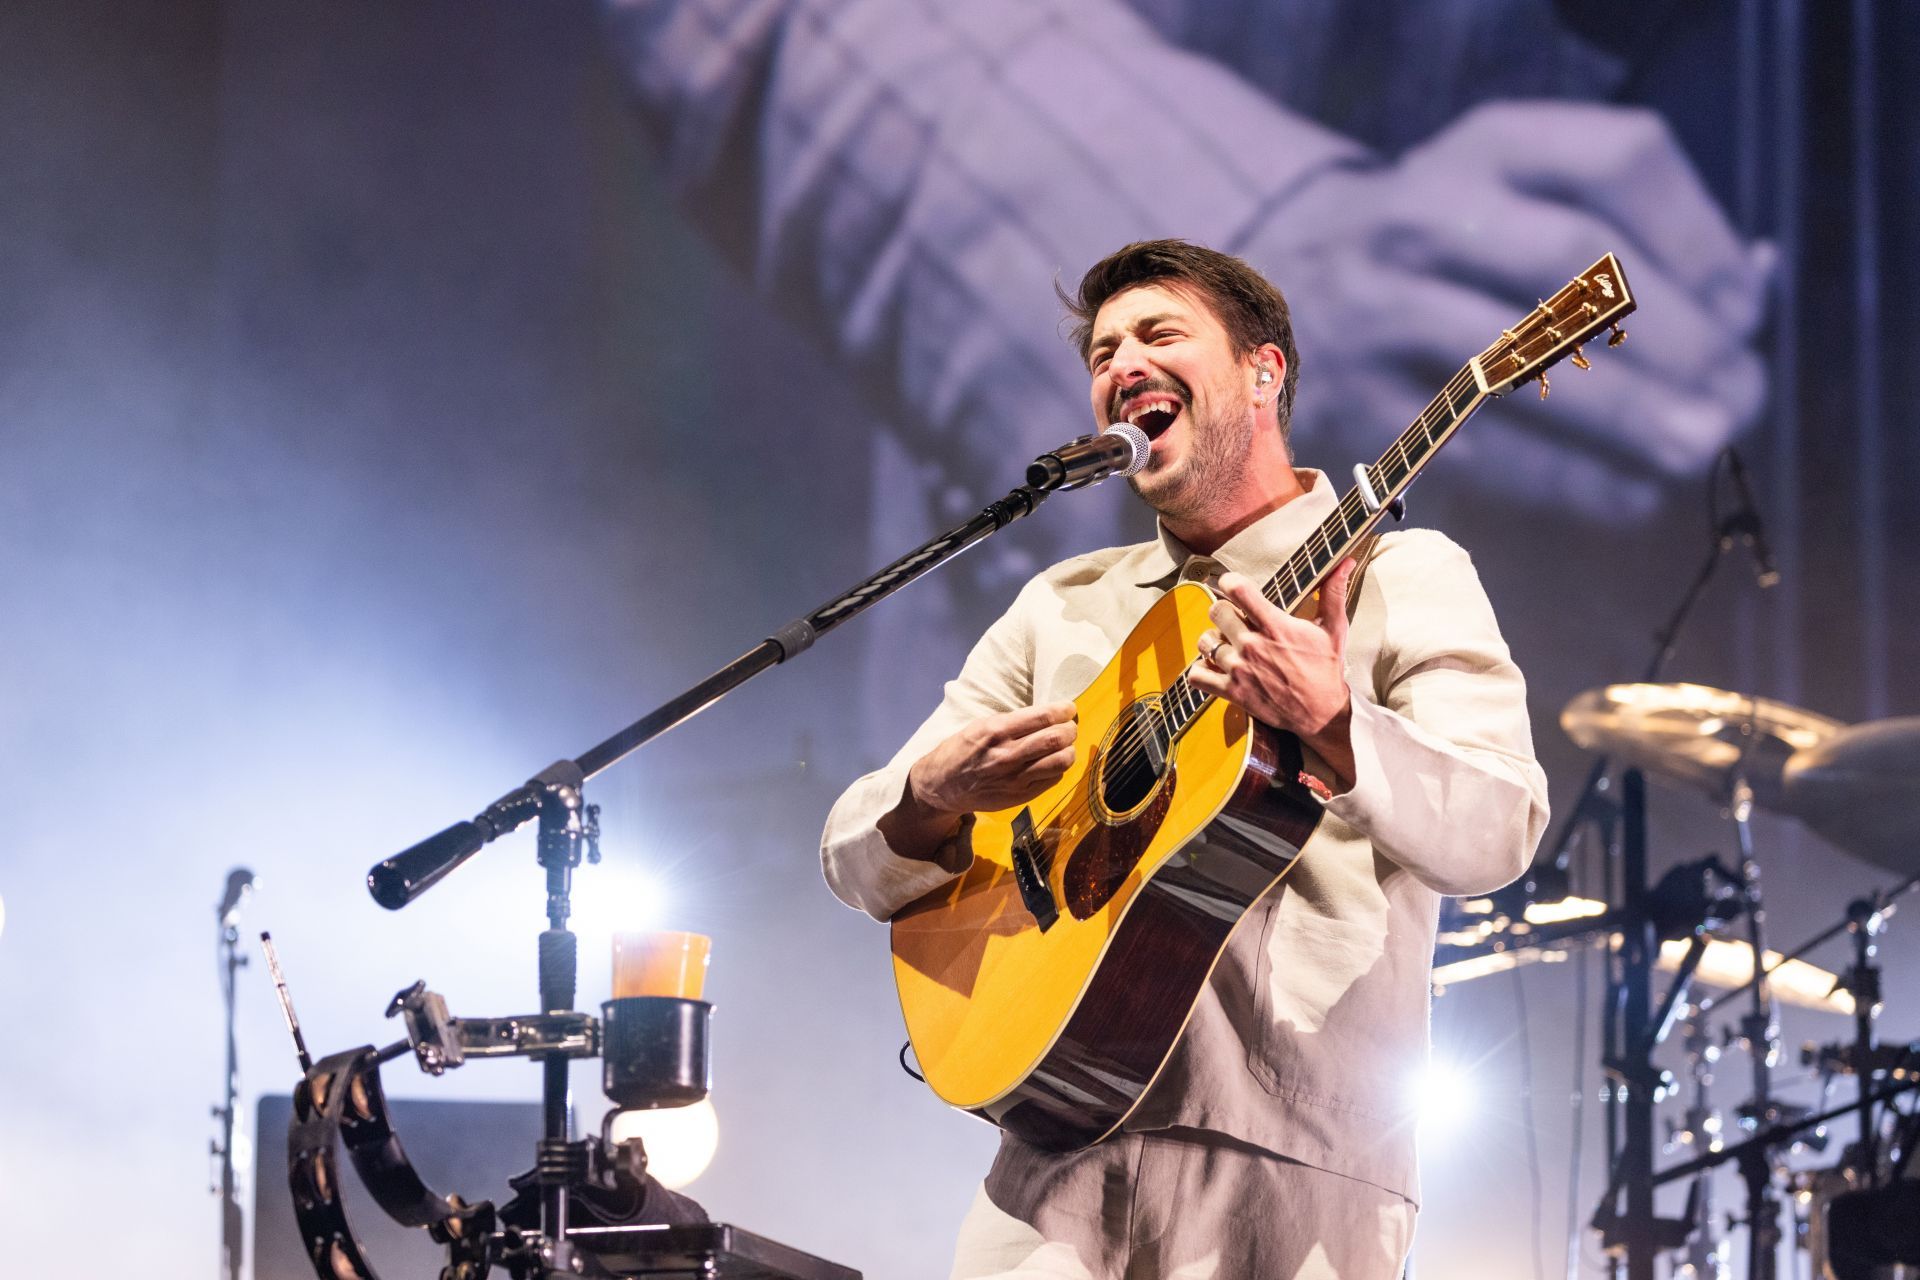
[1408,1058,1477,1135]
[569,862,668,945]
[609,1098,719,1189]
[1522,895,1608,925]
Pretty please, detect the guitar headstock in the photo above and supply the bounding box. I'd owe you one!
[1473,254,1636,398]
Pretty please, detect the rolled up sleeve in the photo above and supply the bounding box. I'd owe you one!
[820,576,1042,920]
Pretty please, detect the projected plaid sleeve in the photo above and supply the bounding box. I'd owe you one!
[599,0,1363,477]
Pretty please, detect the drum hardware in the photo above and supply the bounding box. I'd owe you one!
[1823,1180,1920,1280]
[1651,1076,1920,1277]
[1570,856,1920,1280]
[1664,1012,1730,1280]
[1539,654,1920,1280]
[1804,1040,1920,1085]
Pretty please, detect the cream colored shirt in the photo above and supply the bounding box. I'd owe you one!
[820,470,1549,1204]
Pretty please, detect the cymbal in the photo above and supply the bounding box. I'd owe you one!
[1561,683,1844,811]
[1783,717,1920,875]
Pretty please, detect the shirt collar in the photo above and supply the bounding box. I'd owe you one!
[1134,469,1338,587]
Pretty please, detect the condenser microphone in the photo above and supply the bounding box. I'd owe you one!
[1721,448,1781,588]
[1026,423,1150,491]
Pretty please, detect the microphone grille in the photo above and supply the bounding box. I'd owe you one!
[1102,422,1150,477]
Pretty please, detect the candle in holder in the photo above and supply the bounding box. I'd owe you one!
[611,929,711,1001]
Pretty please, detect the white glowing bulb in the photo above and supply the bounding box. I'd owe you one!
[609,1098,719,1189]
[1408,1059,1476,1135]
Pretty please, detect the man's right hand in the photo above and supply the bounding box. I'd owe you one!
[878,702,1079,862]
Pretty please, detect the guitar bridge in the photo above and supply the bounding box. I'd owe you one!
[1008,808,1059,932]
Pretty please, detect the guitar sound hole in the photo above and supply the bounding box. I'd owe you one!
[1099,701,1168,815]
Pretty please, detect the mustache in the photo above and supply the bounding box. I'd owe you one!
[1110,377,1190,422]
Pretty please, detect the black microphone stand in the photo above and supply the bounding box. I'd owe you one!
[213,890,249,1280]
[364,475,1068,1276]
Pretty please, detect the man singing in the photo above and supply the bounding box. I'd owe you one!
[821,240,1549,1279]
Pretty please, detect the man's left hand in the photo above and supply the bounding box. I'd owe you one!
[1190,562,1358,789]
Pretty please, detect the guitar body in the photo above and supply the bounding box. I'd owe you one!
[888,583,1324,1150]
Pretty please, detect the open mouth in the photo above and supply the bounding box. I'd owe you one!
[1118,393,1184,442]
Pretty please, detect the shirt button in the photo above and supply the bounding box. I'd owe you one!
[1178,557,1221,585]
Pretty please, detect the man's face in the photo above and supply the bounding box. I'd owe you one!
[1085,281,1263,521]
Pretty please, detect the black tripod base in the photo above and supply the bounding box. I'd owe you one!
[565,1224,860,1280]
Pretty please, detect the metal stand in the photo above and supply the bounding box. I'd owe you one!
[1840,893,1887,1180]
[532,778,596,1276]
[212,870,254,1280]
[1731,824,1783,1280]
[1593,769,1693,1280]
[344,477,1068,1279]
[1667,1012,1728,1280]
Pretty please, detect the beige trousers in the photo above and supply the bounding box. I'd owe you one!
[950,1131,1416,1280]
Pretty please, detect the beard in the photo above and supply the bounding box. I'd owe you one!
[1127,401,1256,526]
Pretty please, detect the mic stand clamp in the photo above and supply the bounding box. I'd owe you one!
[386,980,602,1075]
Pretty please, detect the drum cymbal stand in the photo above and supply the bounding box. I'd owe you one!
[1839,883,1895,1182]
[1727,783,1786,1280]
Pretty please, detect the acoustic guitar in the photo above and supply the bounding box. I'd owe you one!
[889,255,1638,1150]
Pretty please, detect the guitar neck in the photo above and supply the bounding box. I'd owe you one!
[1158,362,1488,742]
[1261,361,1484,615]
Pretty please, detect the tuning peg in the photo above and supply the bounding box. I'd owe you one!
[1607,324,1628,347]
[1537,371,1550,400]
[1570,345,1590,370]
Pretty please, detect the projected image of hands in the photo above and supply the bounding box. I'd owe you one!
[604,0,1772,526]
[1267,101,1770,517]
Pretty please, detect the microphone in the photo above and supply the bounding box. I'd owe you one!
[1026,423,1150,491]
[1721,449,1781,588]
[216,868,256,928]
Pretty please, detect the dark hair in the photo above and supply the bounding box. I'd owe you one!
[1061,239,1300,442]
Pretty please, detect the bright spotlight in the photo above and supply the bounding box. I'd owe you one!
[609,1098,719,1189]
[570,863,668,943]
[1408,1058,1477,1135]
